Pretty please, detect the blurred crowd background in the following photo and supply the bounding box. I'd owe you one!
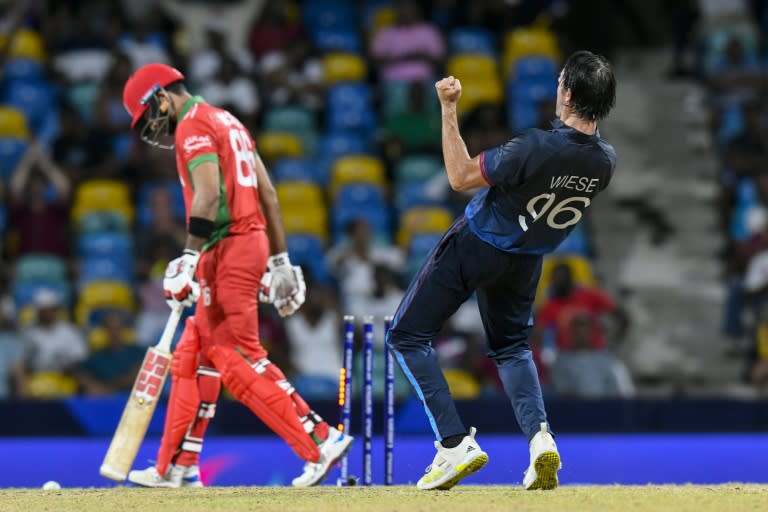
[0,0,767,406]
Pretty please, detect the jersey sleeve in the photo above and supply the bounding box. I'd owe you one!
[479,131,536,186]
[177,116,220,174]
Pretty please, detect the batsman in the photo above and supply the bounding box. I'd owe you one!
[121,63,352,487]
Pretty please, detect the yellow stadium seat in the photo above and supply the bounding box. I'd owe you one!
[397,206,454,247]
[330,155,386,197]
[76,281,135,326]
[26,372,78,398]
[456,79,504,116]
[72,180,134,223]
[323,52,367,84]
[443,369,481,399]
[446,54,499,81]
[276,182,325,209]
[88,327,137,351]
[17,305,68,327]
[535,255,596,305]
[369,6,397,39]
[503,27,562,76]
[257,132,303,161]
[0,106,30,139]
[282,208,329,240]
[9,29,46,62]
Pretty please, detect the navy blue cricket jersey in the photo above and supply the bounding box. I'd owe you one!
[465,119,616,255]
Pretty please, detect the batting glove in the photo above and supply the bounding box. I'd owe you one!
[163,250,200,309]
[259,252,307,317]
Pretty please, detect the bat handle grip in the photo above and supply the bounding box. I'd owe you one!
[156,306,184,354]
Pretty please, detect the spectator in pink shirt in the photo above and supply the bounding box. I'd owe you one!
[371,0,445,83]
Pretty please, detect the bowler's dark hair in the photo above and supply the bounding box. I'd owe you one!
[165,80,188,95]
[561,51,616,121]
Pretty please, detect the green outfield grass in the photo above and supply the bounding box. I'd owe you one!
[2,485,767,512]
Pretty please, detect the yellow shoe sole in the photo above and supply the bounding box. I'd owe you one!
[435,453,489,491]
[526,451,560,490]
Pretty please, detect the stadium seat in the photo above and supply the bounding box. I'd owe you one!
[77,211,131,234]
[395,155,444,183]
[509,79,557,103]
[395,182,444,212]
[316,132,373,184]
[2,81,54,133]
[136,181,186,227]
[88,325,137,350]
[79,257,134,286]
[382,80,439,117]
[263,106,315,134]
[404,232,443,278]
[282,208,329,240]
[447,54,499,82]
[332,203,391,242]
[25,372,78,398]
[503,27,561,76]
[0,106,30,139]
[312,29,363,53]
[8,29,47,62]
[256,132,303,161]
[509,100,542,131]
[366,5,396,39]
[328,83,373,111]
[449,27,495,56]
[535,255,596,305]
[77,232,133,259]
[330,155,387,197]
[302,0,356,32]
[72,180,133,223]
[3,58,45,82]
[276,182,325,209]
[512,56,559,82]
[15,254,68,285]
[336,183,386,208]
[0,138,28,181]
[322,52,367,84]
[272,158,319,184]
[326,104,377,134]
[396,206,454,247]
[13,281,70,309]
[76,281,135,326]
[552,223,590,257]
[286,234,333,284]
[456,79,503,115]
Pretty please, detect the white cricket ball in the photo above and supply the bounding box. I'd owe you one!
[42,480,61,490]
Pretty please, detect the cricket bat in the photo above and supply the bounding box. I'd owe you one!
[99,306,183,482]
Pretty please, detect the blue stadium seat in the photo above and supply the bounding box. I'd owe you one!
[286,234,333,284]
[13,281,70,308]
[77,232,133,260]
[404,233,443,280]
[137,181,186,227]
[302,0,356,32]
[508,79,557,103]
[552,224,590,256]
[336,183,386,208]
[509,100,541,131]
[312,29,363,53]
[2,81,54,133]
[327,83,373,112]
[395,182,445,212]
[79,257,133,286]
[449,27,495,55]
[332,204,391,242]
[272,158,319,184]
[316,132,373,184]
[3,58,45,82]
[512,56,558,82]
[0,138,28,181]
[327,106,377,134]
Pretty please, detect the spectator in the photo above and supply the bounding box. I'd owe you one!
[259,47,324,113]
[93,51,135,137]
[8,141,71,259]
[52,103,121,181]
[199,55,260,120]
[383,81,441,156]
[135,235,181,346]
[189,19,254,84]
[535,263,630,353]
[12,290,87,398]
[118,16,172,69]
[371,0,445,83]
[462,104,510,156]
[326,219,403,308]
[549,314,634,398]
[0,281,20,399]
[136,188,186,275]
[284,282,341,382]
[348,265,404,344]
[249,1,302,60]
[74,311,145,395]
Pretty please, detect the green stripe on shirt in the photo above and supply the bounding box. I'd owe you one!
[187,153,219,172]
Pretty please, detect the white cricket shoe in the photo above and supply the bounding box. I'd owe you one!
[128,464,203,488]
[291,427,354,487]
[522,422,561,490]
[416,427,489,490]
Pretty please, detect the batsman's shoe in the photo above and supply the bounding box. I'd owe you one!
[291,427,354,487]
[128,464,202,488]
[523,422,561,490]
[417,427,489,490]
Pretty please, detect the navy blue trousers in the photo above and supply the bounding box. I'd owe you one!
[387,217,549,441]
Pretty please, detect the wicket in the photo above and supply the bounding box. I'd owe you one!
[337,315,395,486]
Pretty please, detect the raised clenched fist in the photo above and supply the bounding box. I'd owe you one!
[435,76,462,105]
